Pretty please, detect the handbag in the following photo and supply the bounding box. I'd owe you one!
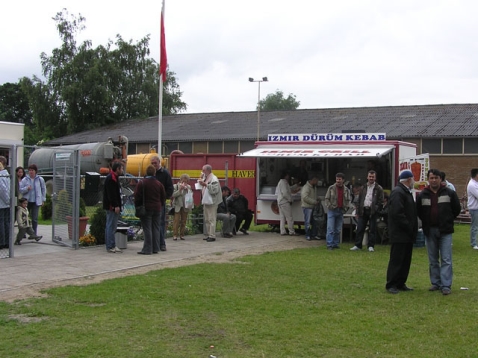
[201,187,214,205]
[185,189,194,209]
[135,180,147,218]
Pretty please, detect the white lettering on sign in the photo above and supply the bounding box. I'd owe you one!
[267,133,386,142]
[55,152,72,161]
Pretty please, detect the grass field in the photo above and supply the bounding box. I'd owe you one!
[1,225,477,357]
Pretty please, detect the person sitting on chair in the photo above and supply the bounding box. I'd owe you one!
[216,186,236,238]
[227,188,253,235]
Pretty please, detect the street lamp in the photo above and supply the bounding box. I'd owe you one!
[248,77,268,141]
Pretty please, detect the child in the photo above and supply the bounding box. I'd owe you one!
[15,198,42,245]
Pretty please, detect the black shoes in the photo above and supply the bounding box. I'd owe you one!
[240,228,249,235]
[387,287,400,294]
[137,251,151,255]
[160,245,167,251]
[206,237,216,242]
[398,285,414,291]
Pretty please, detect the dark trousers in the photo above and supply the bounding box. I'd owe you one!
[354,209,377,248]
[235,210,253,231]
[386,242,414,289]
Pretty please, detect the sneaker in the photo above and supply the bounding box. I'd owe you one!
[108,248,116,253]
[350,246,361,251]
[442,287,451,295]
[114,247,123,253]
[289,232,300,236]
[160,245,167,251]
[473,245,478,250]
[305,236,311,241]
[368,247,375,252]
[429,285,440,291]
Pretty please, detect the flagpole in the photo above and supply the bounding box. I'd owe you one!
[158,0,166,156]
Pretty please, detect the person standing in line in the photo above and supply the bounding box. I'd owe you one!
[135,165,166,254]
[171,173,192,241]
[19,164,46,236]
[300,175,319,241]
[151,155,173,252]
[276,170,297,236]
[466,168,478,250]
[324,173,351,250]
[440,172,456,191]
[385,170,418,294]
[15,166,26,202]
[350,170,384,252]
[417,169,461,295]
[0,156,10,249]
[198,164,221,242]
[217,186,236,238]
[103,162,124,253]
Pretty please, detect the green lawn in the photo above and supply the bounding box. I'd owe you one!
[1,225,477,357]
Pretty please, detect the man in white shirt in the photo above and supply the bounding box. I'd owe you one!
[276,170,297,236]
[467,168,478,250]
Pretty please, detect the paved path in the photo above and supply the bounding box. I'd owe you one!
[0,225,319,300]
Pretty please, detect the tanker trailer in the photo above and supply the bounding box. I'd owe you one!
[125,148,169,177]
[28,136,128,205]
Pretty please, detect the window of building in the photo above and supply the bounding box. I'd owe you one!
[464,138,478,154]
[224,141,238,153]
[135,143,150,154]
[209,141,223,153]
[442,138,462,154]
[422,139,441,154]
[165,142,178,154]
[239,141,255,153]
[193,142,207,153]
[178,142,192,154]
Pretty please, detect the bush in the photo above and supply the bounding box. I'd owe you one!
[89,206,106,245]
[79,197,87,217]
[41,194,52,220]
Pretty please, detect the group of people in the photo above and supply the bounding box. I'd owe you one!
[197,165,252,242]
[297,167,463,296]
[0,157,45,250]
[104,156,173,254]
[104,161,251,254]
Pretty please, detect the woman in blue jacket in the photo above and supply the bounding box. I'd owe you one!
[19,164,46,235]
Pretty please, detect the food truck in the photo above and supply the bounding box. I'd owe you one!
[170,133,425,226]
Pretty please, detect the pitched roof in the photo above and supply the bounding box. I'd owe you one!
[45,103,478,145]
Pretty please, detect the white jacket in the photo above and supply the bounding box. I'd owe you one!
[276,179,292,205]
[0,168,10,209]
[467,178,478,211]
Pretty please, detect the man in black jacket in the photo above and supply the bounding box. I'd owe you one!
[385,170,418,294]
[151,155,173,251]
[103,162,124,253]
[417,169,461,295]
[227,188,253,235]
[217,186,236,238]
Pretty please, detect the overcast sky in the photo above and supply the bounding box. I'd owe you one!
[1,0,477,113]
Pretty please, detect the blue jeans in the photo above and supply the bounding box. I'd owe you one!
[470,209,478,247]
[302,207,313,238]
[0,207,10,247]
[326,208,343,248]
[425,227,453,289]
[105,210,120,250]
[158,205,166,248]
[27,202,40,235]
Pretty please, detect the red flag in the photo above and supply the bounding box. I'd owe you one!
[160,10,167,82]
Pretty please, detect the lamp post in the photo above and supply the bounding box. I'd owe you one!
[249,77,268,141]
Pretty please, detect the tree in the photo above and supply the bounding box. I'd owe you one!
[259,90,300,111]
[20,9,186,139]
[0,82,33,124]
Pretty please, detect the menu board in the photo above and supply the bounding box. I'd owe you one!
[399,154,430,190]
